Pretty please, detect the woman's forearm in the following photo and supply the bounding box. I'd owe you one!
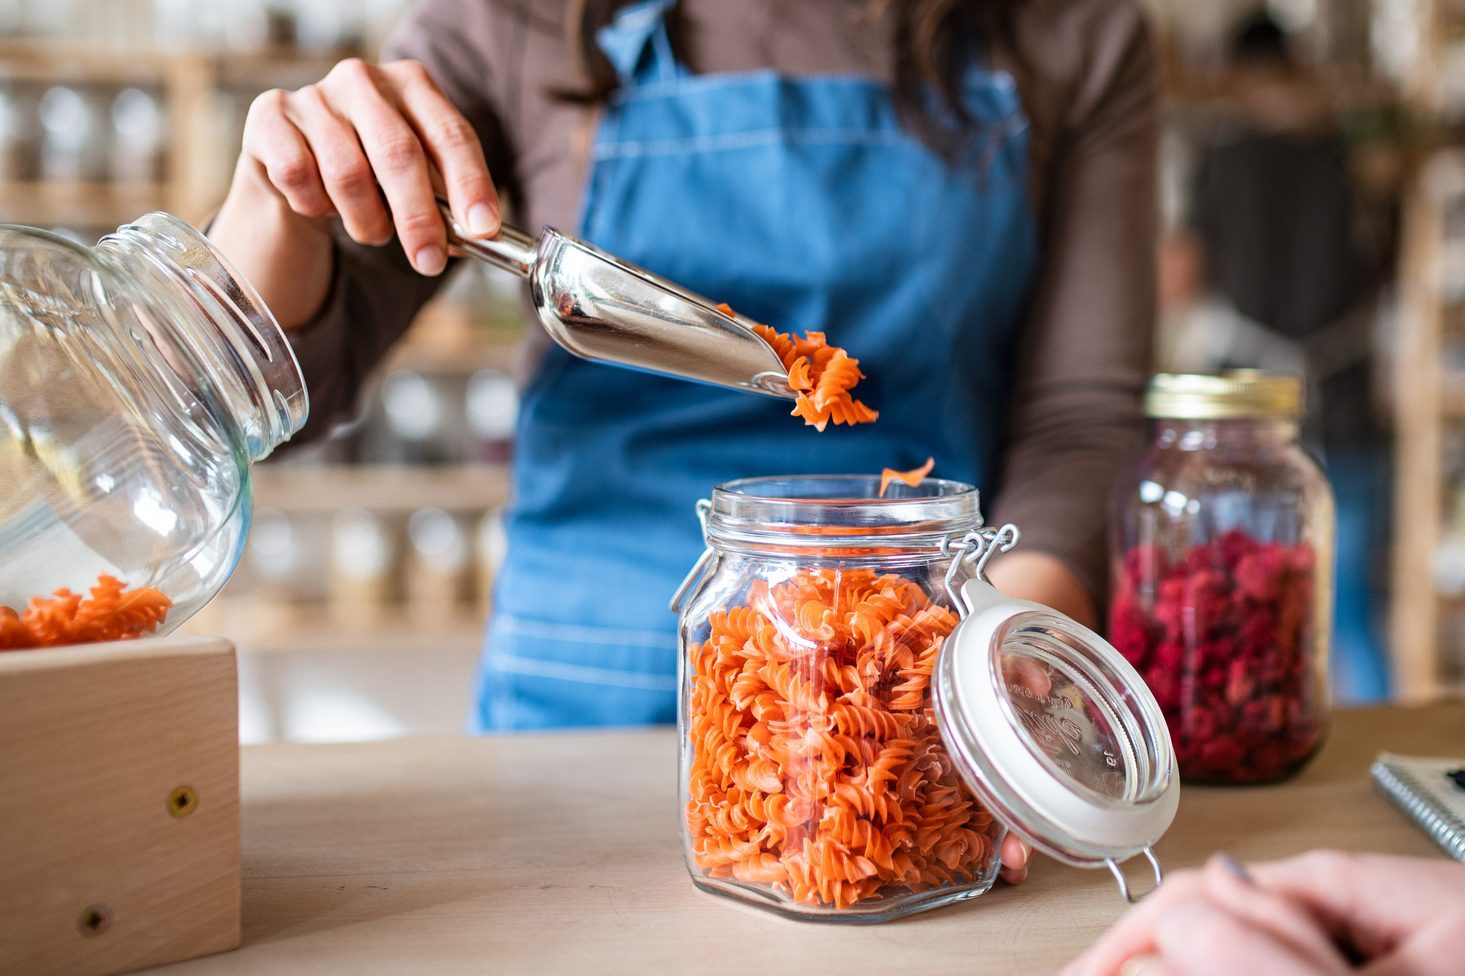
[208,162,337,331]
[986,551,1100,630]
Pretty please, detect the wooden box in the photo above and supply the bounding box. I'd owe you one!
[0,637,241,976]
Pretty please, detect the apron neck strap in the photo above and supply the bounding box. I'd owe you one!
[595,0,688,87]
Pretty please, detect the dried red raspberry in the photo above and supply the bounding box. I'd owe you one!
[1108,531,1325,784]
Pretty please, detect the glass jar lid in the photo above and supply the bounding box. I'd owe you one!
[1145,370,1302,420]
[933,528,1179,900]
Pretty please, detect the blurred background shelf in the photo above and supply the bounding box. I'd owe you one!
[185,602,486,655]
[253,463,510,514]
[0,179,170,224]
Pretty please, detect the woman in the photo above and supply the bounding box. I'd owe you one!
[209,0,1155,734]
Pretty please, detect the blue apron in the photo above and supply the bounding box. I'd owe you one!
[472,0,1038,731]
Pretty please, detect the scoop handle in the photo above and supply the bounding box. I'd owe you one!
[435,197,539,278]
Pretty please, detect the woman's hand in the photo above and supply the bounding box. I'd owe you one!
[1000,834,1033,885]
[210,58,499,328]
[1062,851,1465,976]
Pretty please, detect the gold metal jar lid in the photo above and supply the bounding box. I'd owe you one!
[1144,371,1303,420]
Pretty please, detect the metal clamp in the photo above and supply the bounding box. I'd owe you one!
[1105,847,1164,903]
[940,523,1021,614]
[669,499,715,613]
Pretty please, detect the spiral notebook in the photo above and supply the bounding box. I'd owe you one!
[1371,753,1465,861]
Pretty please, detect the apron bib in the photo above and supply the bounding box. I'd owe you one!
[472,0,1038,730]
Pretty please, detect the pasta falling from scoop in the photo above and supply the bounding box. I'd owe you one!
[878,457,935,498]
[716,303,879,432]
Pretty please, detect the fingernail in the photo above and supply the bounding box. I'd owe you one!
[1215,852,1255,886]
[467,202,498,236]
[413,245,447,276]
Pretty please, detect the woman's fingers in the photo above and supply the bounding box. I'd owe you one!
[284,85,392,246]
[324,58,447,275]
[242,89,333,218]
[999,832,1031,884]
[241,57,495,277]
[386,59,501,237]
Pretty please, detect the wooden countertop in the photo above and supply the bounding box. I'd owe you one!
[152,703,1464,975]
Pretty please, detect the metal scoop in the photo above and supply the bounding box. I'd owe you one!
[437,200,795,400]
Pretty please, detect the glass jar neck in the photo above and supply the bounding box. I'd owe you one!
[1152,416,1300,452]
[704,475,983,557]
[93,213,307,461]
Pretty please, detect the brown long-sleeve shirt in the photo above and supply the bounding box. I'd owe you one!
[287,0,1157,600]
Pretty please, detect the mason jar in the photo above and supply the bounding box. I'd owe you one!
[1108,373,1334,785]
[673,475,1180,921]
[0,213,307,643]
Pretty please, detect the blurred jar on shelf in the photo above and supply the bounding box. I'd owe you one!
[404,507,469,626]
[363,369,456,465]
[465,367,517,462]
[1109,372,1334,785]
[110,87,166,184]
[0,80,42,181]
[473,506,507,615]
[38,84,108,182]
[329,507,395,628]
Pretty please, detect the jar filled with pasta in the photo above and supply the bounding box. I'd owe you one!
[673,475,1180,921]
[0,213,307,648]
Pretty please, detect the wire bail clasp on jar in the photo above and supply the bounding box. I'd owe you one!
[669,499,716,613]
[940,524,1021,616]
[939,522,1167,904]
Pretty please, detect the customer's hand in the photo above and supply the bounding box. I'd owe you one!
[237,58,500,276]
[1062,851,1465,976]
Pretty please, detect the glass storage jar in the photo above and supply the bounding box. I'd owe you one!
[0,213,307,641]
[1108,373,1334,785]
[673,475,1180,922]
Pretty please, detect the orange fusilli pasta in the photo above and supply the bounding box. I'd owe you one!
[715,303,879,432]
[879,457,935,498]
[0,574,172,650]
[686,567,997,908]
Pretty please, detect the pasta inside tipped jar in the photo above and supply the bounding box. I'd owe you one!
[675,475,1006,921]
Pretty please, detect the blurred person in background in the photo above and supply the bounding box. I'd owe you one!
[1158,9,1390,702]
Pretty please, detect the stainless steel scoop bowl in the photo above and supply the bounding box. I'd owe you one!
[437,200,796,399]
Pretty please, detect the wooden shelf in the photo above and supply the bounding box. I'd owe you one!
[185,602,486,654]
[0,180,172,227]
[0,41,343,83]
[0,43,176,83]
[1393,142,1465,699]
[252,463,510,514]
[386,340,522,376]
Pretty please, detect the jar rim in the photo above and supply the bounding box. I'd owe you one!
[705,474,983,553]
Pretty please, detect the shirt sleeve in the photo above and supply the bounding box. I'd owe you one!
[987,1,1158,603]
[285,0,520,443]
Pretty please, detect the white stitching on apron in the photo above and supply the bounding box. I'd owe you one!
[492,653,679,691]
[495,613,678,649]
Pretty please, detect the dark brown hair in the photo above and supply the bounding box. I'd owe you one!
[564,0,1023,158]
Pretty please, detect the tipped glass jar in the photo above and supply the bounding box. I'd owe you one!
[1109,373,1334,785]
[0,213,307,643]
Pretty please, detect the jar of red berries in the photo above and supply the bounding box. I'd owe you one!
[1108,372,1334,785]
